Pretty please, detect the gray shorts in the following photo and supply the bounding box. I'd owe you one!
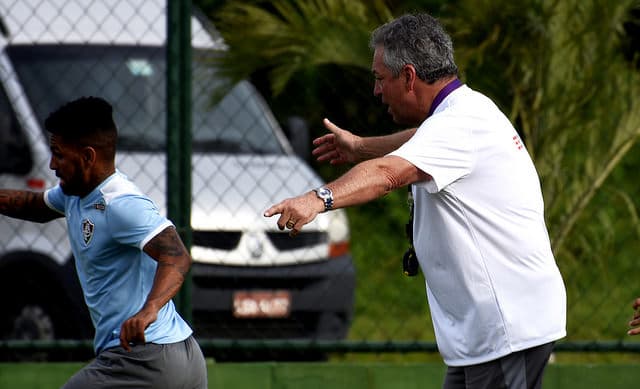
[443,341,555,389]
[61,335,207,389]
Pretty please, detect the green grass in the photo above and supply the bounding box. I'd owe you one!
[4,360,640,389]
[0,362,84,388]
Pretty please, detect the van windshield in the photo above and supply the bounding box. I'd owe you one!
[7,45,285,154]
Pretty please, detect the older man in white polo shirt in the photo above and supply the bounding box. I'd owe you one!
[265,13,566,389]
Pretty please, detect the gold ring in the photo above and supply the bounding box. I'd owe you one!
[286,220,295,229]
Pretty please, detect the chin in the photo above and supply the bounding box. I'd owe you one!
[397,115,424,127]
[391,116,413,127]
[59,186,72,195]
[60,184,79,196]
[388,112,402,124]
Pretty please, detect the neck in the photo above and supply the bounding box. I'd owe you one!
[81,165,116,198]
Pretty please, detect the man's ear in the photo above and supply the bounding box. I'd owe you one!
[403,64,417,90]
[81,146,97,165]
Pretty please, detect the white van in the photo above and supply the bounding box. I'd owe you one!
[0,0,355,357]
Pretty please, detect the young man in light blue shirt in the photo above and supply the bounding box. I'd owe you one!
[0,97,206,388]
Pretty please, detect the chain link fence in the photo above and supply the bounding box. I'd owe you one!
[0,0,355,361]
[0,0,639,362]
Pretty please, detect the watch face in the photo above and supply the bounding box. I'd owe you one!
[315,187,333,211]
[318,188,331,197]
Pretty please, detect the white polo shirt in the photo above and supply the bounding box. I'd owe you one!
[389,85,566,366]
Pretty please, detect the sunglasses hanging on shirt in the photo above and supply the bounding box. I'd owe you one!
[403,185,420,277]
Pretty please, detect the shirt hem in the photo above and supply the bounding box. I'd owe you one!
[442,330,566,367]
[97,330,193,355]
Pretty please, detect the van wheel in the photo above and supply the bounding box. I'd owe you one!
[316,312,349,339]
[1,304,56,361]
[10,305,55,341]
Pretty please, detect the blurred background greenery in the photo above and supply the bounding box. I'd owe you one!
[194,0,640,358]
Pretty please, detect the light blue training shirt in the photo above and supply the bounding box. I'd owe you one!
[44,171,192,354]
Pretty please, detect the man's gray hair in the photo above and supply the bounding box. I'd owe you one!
[370,13,458,84]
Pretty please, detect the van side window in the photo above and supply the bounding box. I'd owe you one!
[0,87,32,174]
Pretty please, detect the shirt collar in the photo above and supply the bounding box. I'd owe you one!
[427,78,464,117]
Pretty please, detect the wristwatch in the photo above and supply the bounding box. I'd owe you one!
[313,187,334,212]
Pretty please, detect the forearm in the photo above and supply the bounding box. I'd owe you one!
[144,260,188,312]
[327,156,418,209]
[118,227,191,350]
[142,227,191,312]
[264,155,425,234]
[0,190,60,222]
[356,128,416,161]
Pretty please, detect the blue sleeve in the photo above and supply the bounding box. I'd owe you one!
[44,185,66,214]
[106,194,173,250]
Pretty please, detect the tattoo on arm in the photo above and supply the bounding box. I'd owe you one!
[142,226,192,311]
[0,190,61,222]
[143,226,191,277]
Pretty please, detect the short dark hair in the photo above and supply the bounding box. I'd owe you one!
[370,13,458,84]
[45,96,117,156]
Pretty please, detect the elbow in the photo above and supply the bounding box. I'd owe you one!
[380,168,405,195]
[375,157,421,194]
[179,255,192,278]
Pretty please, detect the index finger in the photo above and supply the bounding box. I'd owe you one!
[119,328,132,352]
[313,133,334,146]
[264,203,283,218]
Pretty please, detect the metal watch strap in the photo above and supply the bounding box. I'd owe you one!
[313,187,333,212]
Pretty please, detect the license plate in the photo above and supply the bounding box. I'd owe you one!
[233,290,291,318]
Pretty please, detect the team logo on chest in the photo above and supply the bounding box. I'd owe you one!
[82,219,95,245]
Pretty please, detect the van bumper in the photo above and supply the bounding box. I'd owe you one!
[189,255,355,340]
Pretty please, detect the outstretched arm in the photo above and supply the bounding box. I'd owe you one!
[312,118,416,165]
[0,190,63,223]
[265,155,430,236]
[118,226,191,351]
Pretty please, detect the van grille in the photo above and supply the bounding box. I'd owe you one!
[267,231,328,250]
[192,231,242,250]
[191,231,328,252]
[192,274,322,290]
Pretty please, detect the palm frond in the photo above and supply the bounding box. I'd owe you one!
[445,0,640,257]
[213,0,393,95]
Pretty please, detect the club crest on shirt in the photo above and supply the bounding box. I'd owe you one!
[82,219,95,245]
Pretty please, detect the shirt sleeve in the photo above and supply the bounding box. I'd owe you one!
[43,185,66,215]
[106,194,174,250]
[389,114,474,193]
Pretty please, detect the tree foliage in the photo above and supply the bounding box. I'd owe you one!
[444,0,640,255]
[210,0,403,144]
[211,0,391,92]
[442,0,640,339]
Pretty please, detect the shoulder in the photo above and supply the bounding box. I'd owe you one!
[445,86,503,117]
[100,173,162,225]
[44,185,67,213]
[426,86,507,134]
[100,172,145,205]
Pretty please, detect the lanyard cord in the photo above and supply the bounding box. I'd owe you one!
[402,78,464,277]
[403,185,419,276]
